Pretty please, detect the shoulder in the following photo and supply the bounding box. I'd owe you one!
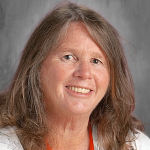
[0,126,23,150]
[133,130,150,150]
[92,125,150,150]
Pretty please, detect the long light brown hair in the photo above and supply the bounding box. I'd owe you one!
[0,2,144,150]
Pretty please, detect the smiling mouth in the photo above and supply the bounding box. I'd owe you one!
[66,86,91,94]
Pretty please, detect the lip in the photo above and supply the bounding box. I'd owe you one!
[65,85,93,97]
[66,85,93,90]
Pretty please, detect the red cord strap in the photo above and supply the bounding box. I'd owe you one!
[89,124,94,150]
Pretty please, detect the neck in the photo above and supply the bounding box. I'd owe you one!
[46,113,90,150]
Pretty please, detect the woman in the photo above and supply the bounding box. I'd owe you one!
[0,2,150,150]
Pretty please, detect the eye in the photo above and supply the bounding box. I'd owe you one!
[62,54,77,62]
[92,58,101,64]
[63,55,74,60]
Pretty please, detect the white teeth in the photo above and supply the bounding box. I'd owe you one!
[67,86,90,94]
[75,87,78,92]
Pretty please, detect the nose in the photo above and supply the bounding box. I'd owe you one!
[73,61,92,80]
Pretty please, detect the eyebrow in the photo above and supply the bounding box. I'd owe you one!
[54,46,79,54]
[55,44,106,59]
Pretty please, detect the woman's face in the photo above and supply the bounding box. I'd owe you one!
[40,22,110,117]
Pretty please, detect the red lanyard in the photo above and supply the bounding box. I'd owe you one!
[46,142,52,150]
[46,125,94,150]
[89,124,94,150]
[46,141,52,150]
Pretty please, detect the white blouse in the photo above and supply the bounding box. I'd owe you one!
[0,126,150,150]
[0,127,23,150]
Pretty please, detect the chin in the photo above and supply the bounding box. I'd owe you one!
[67,105,92,116]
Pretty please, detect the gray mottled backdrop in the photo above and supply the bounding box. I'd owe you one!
[0,0,150,136]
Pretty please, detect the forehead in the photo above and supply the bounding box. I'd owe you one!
[62,22,93,42]
[55,22,107,57]
[55,22,98,51]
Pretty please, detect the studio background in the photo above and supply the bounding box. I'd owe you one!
[0,0,150,136]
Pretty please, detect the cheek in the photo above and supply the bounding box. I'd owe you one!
[41,64,70,94]
[103,73,110,86]
[96,71,110,92]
